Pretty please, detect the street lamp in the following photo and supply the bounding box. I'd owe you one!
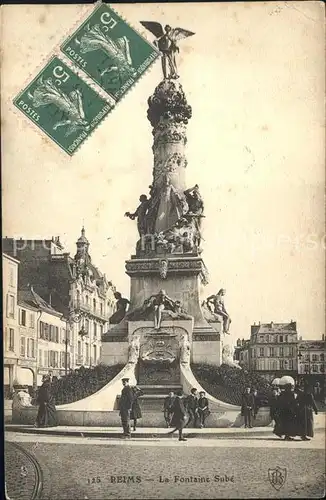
[66,309,82,376]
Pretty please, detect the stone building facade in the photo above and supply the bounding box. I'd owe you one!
[3,253,20,395]
[3,229,117,382]
[297,338,325,376]
[234,321,299,381]
[17,287,68,386]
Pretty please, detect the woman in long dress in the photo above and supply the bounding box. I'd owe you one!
[35,375,58,428]
[130,386,143,431]
[297,384,318,441]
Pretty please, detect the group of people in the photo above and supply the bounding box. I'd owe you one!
[269,377,318,441]
[119,380,210,441]
[164,388,210,431]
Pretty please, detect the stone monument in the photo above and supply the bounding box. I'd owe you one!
[102,32,224,374]
[13,25,271,427]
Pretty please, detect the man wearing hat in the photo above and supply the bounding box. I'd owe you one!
[169,389,188,441]
[119,378,134,437]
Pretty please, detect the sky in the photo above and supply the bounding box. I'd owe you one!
[2,2,325,343]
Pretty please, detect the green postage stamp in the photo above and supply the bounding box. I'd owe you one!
[13,56,113,155]
[61,2,160,100]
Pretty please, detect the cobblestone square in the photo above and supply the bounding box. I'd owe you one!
[5,431,325,499]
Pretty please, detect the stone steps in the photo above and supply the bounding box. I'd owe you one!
[138,385,182,395]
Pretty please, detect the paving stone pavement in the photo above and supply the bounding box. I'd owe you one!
[5,432,326,499]
[5,441,43,500]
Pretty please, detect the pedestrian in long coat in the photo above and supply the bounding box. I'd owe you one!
[170,390,188,441]
[296,384,318,440]
[277,384,299,440]
[130,386,143,431]
[185,388,198,427]
[163,392,175,427]
[241,387,255,428]
[119,378,134,437]
[270,388,282,438]
[35,375,58,428]
[197,391,210,428]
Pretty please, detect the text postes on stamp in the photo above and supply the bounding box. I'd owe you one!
[13,56,113,155]
[60,3,160,101]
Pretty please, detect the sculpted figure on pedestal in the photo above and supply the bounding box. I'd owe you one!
[128,335,140,364]
[222,344,240,369]
[125,194,150,236]
[126,290,192,329]
[206,289,232,334]
[109,292,130,325]
[140,22,195,80]
[12,388,33,409]
[180,334,191,365]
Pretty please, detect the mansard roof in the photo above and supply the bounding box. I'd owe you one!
[18,287,62,317]
[252,322,297,334]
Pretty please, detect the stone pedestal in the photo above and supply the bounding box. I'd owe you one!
[126,254,209,326]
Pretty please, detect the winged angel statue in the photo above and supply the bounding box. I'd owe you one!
[76,24,137,80]
[140,22,195,79]
[27,78,90,136]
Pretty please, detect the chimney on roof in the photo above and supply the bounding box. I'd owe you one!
[322,334,325,341]
[254,322,256,326]
[270,321,274,328]
[299,336,302,341]
[258,321,261,326]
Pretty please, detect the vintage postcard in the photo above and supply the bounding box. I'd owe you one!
[2,2,325,499]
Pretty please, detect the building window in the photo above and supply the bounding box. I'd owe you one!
[93,345,97,364]
[43,351,48,367]
[55,326,59,343]
[29,313,35,328]
[7,294,15,318]
[60,352,65,368]
[289,346,294,357]
[280,360,284,369]
[39,349,42,366]
[279,347,284,357]
[320,353,324,361]
[48,351,59,368]
[78,341,81,356]
[20,337,26,357]
[320,365,325,373]
[288,359,293,370]
[312,354,318,361]
[7,328,15,351]
[259,335,264,343]
[85,344,89,364]
[94,323,97,339]
[259,347,264,357]
[9,267,14,286]
[270,347,275,357]
[100,303,103,316]
[20,309,27,326]
[312,364,318,373]
[85,319,89,334]
[93,298,96,312]
[304,364,309,373]
[86,295,89,306]
[100,325,103,337]
[279,335,283,343]
[285,335,288,342]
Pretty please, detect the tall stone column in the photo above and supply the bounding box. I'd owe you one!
[147,79,192,234]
